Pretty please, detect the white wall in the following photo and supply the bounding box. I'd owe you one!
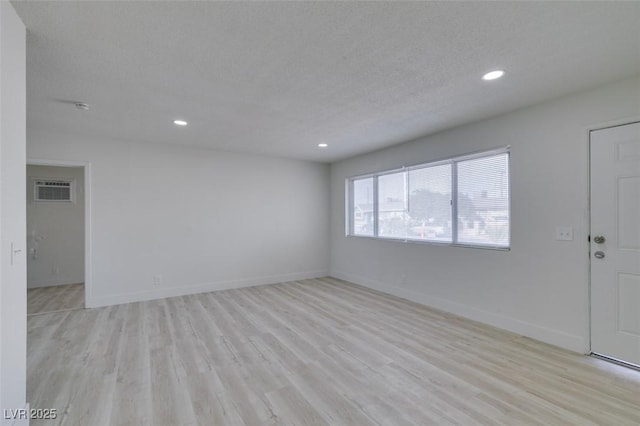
[330,75,640,354]
[0,2,27,424]
[27,165,84,288]
[28,133,330,307]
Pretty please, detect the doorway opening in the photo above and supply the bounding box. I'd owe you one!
[26,162,89,315]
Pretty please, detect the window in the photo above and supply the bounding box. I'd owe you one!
[456,154,509,247]
[378,171,408,239]
[347,148,510,249]
[407,164,452,242]
[350,177,374,236]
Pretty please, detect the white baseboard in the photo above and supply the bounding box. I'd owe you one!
[87,270,329,308]
[27,280,82,289]
[331,270,588,354]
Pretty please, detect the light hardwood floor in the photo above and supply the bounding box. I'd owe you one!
[27,278,640,425]
[27,283,84,315]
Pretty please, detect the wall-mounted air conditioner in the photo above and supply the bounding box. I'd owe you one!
[33,178,75,202]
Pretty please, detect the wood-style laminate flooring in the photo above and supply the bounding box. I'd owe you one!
[27,277,640,425]
[28,283,84,315]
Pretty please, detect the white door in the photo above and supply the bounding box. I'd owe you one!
[591,121,640,366]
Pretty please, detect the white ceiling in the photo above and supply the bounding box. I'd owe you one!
[12,1,640,163]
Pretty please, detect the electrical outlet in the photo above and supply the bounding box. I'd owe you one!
[555,226,574,241]
[153,275,162,286]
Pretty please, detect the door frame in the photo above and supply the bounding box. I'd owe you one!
[586,116,640,355]
[26,158,93,309]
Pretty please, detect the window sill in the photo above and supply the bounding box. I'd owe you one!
[346,234,511,251]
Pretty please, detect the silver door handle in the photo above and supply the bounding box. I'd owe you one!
[594,251,605,259]
[593,235,606,244]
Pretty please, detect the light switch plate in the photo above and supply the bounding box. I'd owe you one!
[556,226,573,241]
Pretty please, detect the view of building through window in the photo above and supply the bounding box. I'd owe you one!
[349,150,509,248]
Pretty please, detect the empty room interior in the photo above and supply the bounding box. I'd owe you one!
[2,1,640,425]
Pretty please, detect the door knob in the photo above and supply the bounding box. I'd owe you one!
[593,235,606,244]
[594,251,605,259]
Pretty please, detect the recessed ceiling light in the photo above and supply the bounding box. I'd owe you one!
[482,70,505,81]
[173,119,188,126]
[318,143,328,148]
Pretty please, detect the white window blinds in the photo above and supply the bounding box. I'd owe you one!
[456,153,509,247]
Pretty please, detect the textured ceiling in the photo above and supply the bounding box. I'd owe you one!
[12,1,640,162]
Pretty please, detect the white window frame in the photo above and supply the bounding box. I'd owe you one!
[347,147,510,250]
